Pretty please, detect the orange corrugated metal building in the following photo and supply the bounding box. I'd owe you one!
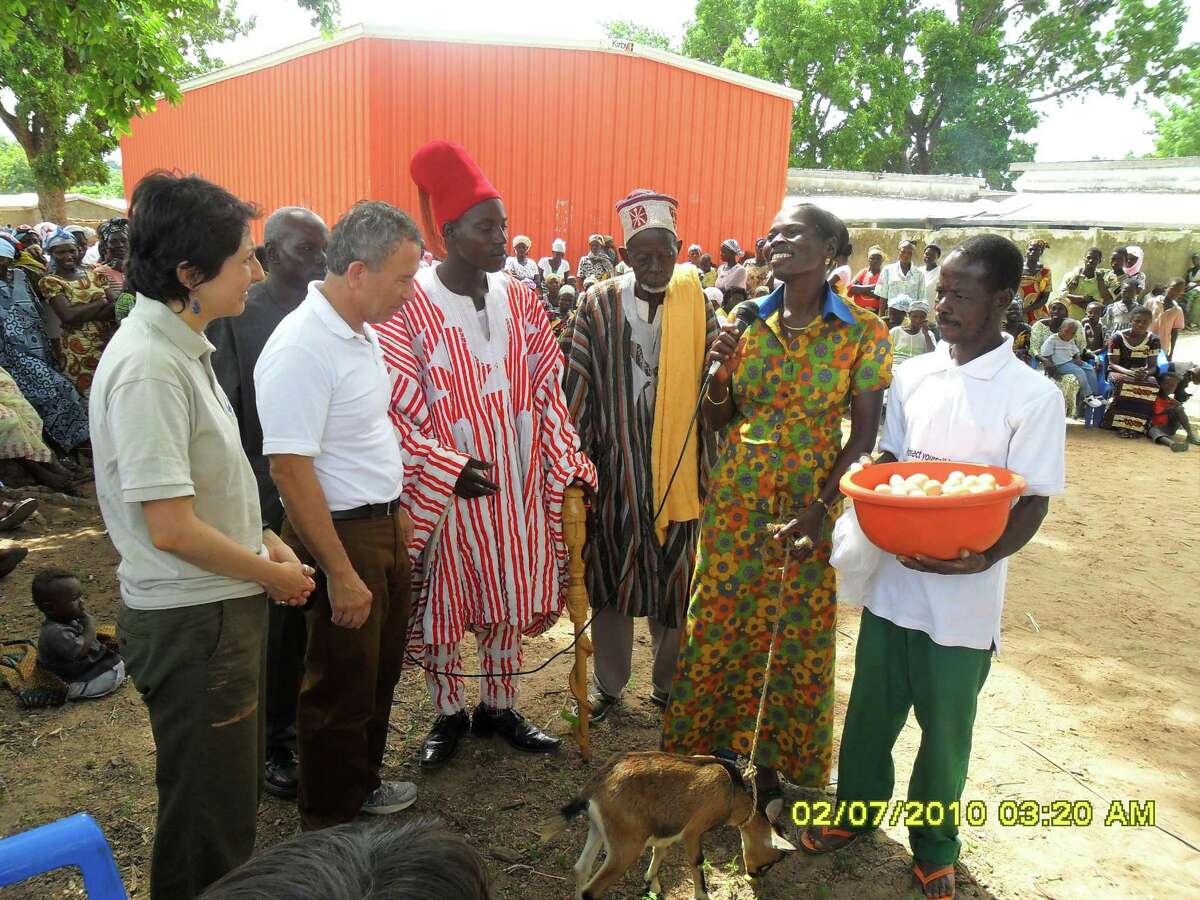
[120,25,800,258]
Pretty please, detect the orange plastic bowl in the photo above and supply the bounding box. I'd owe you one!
[839,461,1026,560]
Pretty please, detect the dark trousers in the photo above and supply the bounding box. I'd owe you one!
[264,602,306,759]
[282,513,411,831]
[119,595,267,900]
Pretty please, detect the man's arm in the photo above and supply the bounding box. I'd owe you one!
[269,455,374,629]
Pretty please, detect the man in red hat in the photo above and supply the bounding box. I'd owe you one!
[376,141,597,767]
[561,189,718,723]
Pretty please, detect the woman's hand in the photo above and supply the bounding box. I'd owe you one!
[707,324,746,385]
[770,504,825,563]
[265,560,316,606]
[262,530,315,605]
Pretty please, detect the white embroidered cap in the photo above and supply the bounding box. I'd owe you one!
[616,189,679,245]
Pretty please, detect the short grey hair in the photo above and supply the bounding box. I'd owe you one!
[326,200,422,275]
[200,816,491,900]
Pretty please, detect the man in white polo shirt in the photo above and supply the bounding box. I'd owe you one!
[801,235,1065,900]
[255,201,422,831]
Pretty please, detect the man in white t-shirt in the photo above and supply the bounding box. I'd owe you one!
[801,235,1065,900]
[877,239,927,319]
[922,243,942,305]
[255,201,421,831]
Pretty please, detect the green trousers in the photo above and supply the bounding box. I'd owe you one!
[836,607,991,866]
[120,595,267,900]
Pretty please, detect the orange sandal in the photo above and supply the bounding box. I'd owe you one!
[911,862,955,899]
[799,825,866,854]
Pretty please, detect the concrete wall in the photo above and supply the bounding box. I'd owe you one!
[845,226,1200,298]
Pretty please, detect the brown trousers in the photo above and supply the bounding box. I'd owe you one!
[282,512,411,831]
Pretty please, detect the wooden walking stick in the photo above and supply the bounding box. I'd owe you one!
[562,485,593,762]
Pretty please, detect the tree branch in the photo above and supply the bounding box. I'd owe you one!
[0,102,34,153]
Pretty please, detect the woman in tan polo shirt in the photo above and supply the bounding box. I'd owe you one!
[89,173,316,900]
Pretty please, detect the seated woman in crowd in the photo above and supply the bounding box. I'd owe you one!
[1030,300,1084,359]
[849,246,885,313]
[0,236,90,462]
[0,365,78,491]
[39,230,119,398]
[1056,247,1115,320]
[93,218,135,322]
[1018,238,1052,323]
[503,235,540,286]
[1103,306,1162,437]
[1004,300,1033,364]
[1121,245,1147,297]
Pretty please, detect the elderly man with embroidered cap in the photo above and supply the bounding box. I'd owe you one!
[562,190,719,721]
[376,140,597,768]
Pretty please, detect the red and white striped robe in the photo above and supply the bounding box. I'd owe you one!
[376,268,597,649]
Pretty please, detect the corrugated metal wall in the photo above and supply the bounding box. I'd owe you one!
[122,36,794,255]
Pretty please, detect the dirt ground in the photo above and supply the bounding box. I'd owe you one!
[1,343,1198,899]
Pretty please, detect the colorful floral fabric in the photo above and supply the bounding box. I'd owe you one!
[662,286,891,786]
[38,270,114,397]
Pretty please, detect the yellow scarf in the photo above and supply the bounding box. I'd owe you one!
[650,266,707,543]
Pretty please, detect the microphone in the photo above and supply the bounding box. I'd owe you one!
[707,299,762,379]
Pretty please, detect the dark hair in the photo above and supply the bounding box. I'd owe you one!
[32,568,77,611]
[326,201,422,275]
[789,203,842,248]
[927,243,942,255]
[1087,246,1102,256]
[200,817,491,900]
[832,217,852,258]
[126,172,259,304]
[947,234,1023,294]
[1129,305,1151,319]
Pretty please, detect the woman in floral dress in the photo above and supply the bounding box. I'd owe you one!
[662,203,891,808]
[38,230,118,397]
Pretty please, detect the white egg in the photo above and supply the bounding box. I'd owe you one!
[943,484,966,496]
[874,484,893,494]
[978,473,997,486]
[947,470,965,483]
[969,485,989,494]
[848,462,863,475]
[923,482,943,496]
[859,454,874,465]
[962,475,979,487]
[889,474,906,489]
[906,473,929,487]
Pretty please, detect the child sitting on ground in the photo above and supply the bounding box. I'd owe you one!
[35,568,125,700]
[1149,372,1200,452]
[1039,319,1106,418]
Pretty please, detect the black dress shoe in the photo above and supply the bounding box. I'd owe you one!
[421,711,470,767]
[264,750,298,800]
[470,704,561,754]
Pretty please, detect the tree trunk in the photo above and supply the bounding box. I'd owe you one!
[35,175,66,223]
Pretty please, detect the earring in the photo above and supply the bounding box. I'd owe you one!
[189,293,201,315]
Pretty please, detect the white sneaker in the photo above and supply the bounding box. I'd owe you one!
[1085,396,1105,408]
[361,781,417,815]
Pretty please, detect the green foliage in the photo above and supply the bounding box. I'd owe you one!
[0,0,339,218]
[1150,72,1200,158]
[0,139,122,196]
[602,20,675,51]
[679,0,1200,187]
[0,139,36,192]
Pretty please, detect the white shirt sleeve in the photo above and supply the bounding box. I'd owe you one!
[879,369,908,459]
[255,343,334,458]
[1006,389,1067,496]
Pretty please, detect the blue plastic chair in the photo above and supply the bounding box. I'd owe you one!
[0,813,126,899]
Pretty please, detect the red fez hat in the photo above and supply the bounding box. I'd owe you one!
[410,141,501,255]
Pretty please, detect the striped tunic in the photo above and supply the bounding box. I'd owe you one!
[376,267,597,648]
[562,274,719,627]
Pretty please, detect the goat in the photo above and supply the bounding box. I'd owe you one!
[540,751,796,899]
